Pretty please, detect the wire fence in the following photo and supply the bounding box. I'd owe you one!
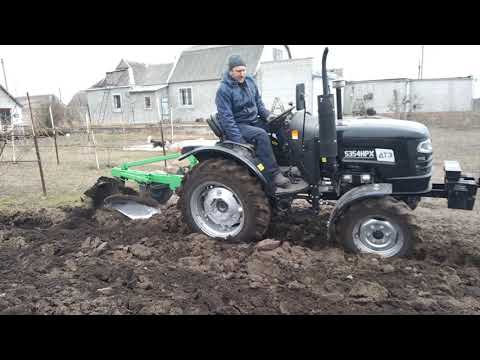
[0,122,216,206]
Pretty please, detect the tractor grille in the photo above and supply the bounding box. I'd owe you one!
[415,153,433,176]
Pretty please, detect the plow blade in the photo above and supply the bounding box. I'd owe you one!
[103,194,161,220]
[84,177,162,220]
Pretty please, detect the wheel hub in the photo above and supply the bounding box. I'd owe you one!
[190,182,244,239]
[203,187,242,227]
[353,216,404,257]
[359,219,397,249]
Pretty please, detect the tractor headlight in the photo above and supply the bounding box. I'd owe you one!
[417,139,433,154]
[342,175,353,183]
[360,174,372,184]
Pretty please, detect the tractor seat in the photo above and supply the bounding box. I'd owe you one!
[207,114,226,141]
[207,113,256,154]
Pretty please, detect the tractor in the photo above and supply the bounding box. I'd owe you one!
[86,47,478,258]
[174,47,478,258]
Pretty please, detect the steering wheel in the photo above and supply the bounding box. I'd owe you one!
[267,106,295,129]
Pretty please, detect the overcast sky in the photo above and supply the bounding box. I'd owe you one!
[0,45,479,104]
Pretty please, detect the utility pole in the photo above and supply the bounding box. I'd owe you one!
[1,58,8,90]
[58,88,62,103]
[420,45,424,79]
[418,45,425,80]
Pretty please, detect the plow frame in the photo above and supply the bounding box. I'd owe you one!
[110,152,198,190]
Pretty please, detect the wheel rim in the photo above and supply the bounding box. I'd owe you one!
[190,181,245,239]
[352,215,404,257]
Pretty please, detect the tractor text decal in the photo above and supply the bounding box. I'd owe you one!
[343,149,396,163]
[375,149,395,163]
[344,150,376,160]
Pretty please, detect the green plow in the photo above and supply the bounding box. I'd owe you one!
[85,152,198,220]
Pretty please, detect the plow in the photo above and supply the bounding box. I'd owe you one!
[84,152,198,219]
[85,47,479,258]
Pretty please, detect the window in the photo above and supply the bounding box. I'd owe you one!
[144,96,152,109]
[273,48,283,61]
[0,109,11,128]
[112,94,122,112]
[179,88,193,106]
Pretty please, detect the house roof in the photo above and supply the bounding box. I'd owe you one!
[168,45,265,83]
[90,60,173,89]
[91,69,130,88]
[129,85,168,93]
[128,62,173,86]
[16,94,60,106]
[0,84,22,107]
[67,91,88,108]
[346,78,409,85]
[346,76,473,85]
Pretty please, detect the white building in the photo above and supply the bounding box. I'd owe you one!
[0,84,23,133]
[86,45,338,125]
[344,76,474,116]
[168,45,337,122]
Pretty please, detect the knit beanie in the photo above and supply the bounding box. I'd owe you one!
[228,55,246,70]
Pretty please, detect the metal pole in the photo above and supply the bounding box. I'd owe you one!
[420,45,425,79]
[11,126,16,163]
[159,118,167,168]
[170,105,174,143]
[1,59,8,90]
[27,92,47,196]
[156,98,167,167]
[86,105,99,170]
[49,105,60,165]
[0,139,6,159]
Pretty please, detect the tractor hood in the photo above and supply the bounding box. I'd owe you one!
[289,112,431,142]
[338,116,431,140]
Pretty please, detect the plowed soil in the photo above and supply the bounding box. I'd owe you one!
[1,196,479,315]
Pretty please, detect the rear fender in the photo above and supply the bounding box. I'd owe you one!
[178,146,274,194]
[328,183,393,241]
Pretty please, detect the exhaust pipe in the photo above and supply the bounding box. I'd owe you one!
[317,48,338,174]
[333,80,346,120]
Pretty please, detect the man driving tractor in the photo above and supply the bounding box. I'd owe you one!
[215,55,291,188]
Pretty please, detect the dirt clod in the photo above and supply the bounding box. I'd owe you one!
[256,239,282,252]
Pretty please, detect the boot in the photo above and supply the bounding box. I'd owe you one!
[273,172,291,188]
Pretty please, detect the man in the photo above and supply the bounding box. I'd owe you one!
[215,55,290,188]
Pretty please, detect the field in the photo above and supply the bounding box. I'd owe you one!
[0,126,479,314]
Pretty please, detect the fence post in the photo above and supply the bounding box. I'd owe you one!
[11,127,16,163]
[49,105,60,165]
[27,92,47,196]
[86,107,100,170]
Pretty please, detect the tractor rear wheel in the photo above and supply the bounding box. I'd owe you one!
[177,159,271,243]
[335,196,418,258]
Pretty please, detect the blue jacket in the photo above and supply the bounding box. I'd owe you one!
[215,72,271,143]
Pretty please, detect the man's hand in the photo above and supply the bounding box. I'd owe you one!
[266,114,277,124]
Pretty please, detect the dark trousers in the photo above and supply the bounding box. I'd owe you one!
[238,121,280,177]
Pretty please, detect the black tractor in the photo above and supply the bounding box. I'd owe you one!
[177,48,478,258]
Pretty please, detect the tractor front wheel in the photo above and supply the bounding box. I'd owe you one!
[177,159,271,243]
[335,196,418,258]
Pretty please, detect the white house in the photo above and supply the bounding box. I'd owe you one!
[86,60,173,125]
[85,45,338,125]
[0,84,23,133]
[167,45,337,122]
